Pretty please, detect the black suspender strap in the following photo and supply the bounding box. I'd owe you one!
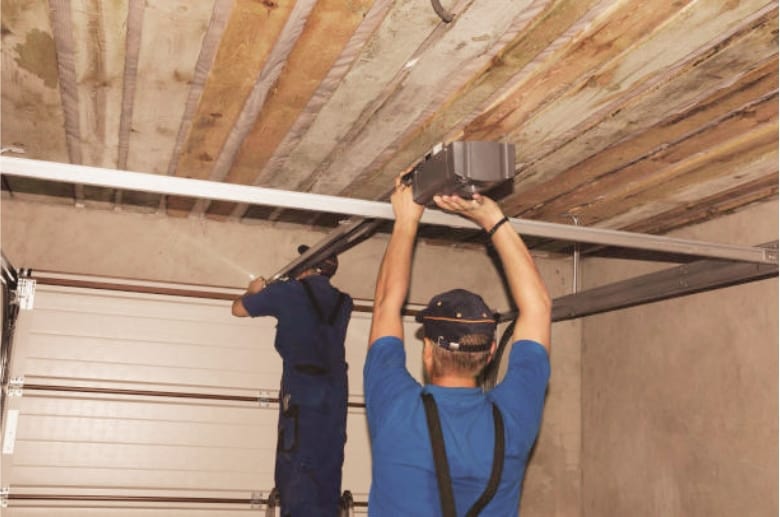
[421,393,457,517]
[300,278,346,325]
[328,292,347,325]
[300,279,324,321]
[421,392,505,517]
[465,403,505,517]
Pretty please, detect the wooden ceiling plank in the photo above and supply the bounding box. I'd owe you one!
[189,0,322,217]
[341,0,583,200]
[527,92,778,221]
[342,0,626,202]
[0,0,72,200]
[506,41,778,216]
[165,0,297,216]
[122,0,216,208]
[304,0,567,197]
[205,0,378,219]
[70,0,128,205]
[114,0,145,208]
[564,121,779,227]
[48,0,83,203]
[621,174,779,236]
[157,0,233,214]
[595,146,778,231]
[229,0,396,221]
[245,1,443,195]
[463,0,698,142]
[498,0,777,165]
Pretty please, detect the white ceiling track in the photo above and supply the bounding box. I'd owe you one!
[1,157,775,265]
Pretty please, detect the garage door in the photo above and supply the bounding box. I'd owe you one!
[1,273,424,515]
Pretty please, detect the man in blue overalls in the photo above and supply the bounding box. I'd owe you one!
[232,245,353,517]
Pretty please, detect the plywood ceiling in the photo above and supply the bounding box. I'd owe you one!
[1,0,777,248]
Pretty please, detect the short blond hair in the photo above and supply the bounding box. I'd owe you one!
[429,333,493,378]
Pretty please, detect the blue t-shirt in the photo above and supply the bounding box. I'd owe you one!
[363,336,550,516]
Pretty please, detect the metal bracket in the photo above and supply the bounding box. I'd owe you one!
[1,487,9,508]
[258,390,275,409]
[7,376,24,397]
[249,490,264,510]
[569,215,581,294]
[16,277,36,310]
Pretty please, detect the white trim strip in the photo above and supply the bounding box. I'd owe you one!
[1,157,774,264]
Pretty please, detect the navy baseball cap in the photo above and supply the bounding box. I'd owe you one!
[298,245,339,278]
[415,289,497,352]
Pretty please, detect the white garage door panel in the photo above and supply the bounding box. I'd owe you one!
[25,309,264,349]
[6,509,286,516]
[17,394,270,422]
[9,398,276,492]
[9,465,267,494]
[17,411,275,451]
[15,441,266,473]
[3,282,419,512]
[5,503,371,516]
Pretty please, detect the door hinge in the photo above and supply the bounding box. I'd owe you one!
[7,376,24,397]
[0,487,9,508]
[16,277,36,310]
[249,490,264,510]
[258,390,275,409]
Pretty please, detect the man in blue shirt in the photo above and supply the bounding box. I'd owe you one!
[233,247,353,517]
[365,178,552,516]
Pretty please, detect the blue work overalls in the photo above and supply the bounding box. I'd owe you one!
[242,275,352,517]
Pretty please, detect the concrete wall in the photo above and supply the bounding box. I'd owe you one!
[1,197,581,516]
[581,199,778,517]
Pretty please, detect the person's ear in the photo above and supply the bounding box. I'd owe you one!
[487,340,497,363]
[423,338,434,369]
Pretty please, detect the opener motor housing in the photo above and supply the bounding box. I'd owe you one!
[404,141,516,205]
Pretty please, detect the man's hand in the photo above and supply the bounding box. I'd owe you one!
[232,276,266,317]
[246,276,267,295]
[433,193,505,231]
[391,176,424,226]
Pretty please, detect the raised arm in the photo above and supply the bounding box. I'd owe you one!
[433,194,552,352]
[368,178,424,346]
[231,276,268,317]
